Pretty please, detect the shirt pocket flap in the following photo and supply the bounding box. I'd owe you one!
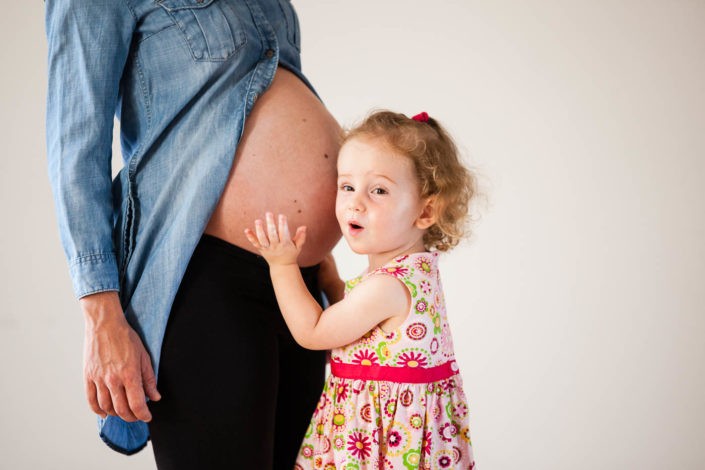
[157,0,216,12]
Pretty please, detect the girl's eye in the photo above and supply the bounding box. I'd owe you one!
[371,187,388,195]
[340,184,354,192]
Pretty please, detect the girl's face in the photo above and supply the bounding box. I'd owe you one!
[335,136,433,266]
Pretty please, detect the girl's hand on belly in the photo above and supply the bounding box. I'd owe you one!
[244,212,306,267]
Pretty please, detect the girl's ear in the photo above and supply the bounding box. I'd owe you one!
[415,196,437,230]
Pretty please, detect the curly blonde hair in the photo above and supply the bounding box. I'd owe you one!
[344,110,477,252]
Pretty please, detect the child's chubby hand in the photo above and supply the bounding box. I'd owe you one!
[244,212,307,266]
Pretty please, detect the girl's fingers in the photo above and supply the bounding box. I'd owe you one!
[243,228,260,248]
[279,214,291,241]
[265,212,279,243]
[293,225,307,250]
[254,219,269,247]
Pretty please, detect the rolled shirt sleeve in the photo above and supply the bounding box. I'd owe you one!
[45,0,136,298]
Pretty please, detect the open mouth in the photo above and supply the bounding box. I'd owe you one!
[348,222,364,235]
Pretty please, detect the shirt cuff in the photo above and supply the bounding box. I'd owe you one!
[69,252,121,299]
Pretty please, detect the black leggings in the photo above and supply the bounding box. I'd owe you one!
[149,234,326,469]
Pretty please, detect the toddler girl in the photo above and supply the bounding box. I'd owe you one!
[245,110,477,469]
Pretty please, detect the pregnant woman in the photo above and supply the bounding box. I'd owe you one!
[45,1,341,468]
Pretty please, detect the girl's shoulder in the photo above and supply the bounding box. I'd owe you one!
[368,251,440,281]
[344,251,440,294]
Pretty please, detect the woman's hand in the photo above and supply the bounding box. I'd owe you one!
[81,291,161,422]
[244,212,306,266]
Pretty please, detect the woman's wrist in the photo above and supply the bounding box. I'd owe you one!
[80,291,125,328]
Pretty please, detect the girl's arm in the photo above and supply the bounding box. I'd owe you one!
[245,213,408,350]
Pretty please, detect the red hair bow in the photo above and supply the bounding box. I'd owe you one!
[412,112,429,122]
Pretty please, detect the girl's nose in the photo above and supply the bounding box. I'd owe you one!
[349,194,364,212]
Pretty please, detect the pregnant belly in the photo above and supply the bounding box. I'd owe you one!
[204,67,342,266]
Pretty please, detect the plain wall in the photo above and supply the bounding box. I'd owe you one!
[1,1,703,468]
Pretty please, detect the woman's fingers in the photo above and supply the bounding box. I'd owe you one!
[85,380,106,418]
[96,382,116,417]
[109,383,139,423]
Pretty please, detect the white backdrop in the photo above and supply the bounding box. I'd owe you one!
[1,1,703,469]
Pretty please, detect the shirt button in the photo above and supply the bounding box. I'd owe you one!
[265,49,275,59]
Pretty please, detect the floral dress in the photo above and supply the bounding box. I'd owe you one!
[294,252,475,470]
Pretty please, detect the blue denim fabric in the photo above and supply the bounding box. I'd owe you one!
[45,0,315,455]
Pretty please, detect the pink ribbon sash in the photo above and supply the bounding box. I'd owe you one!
[330,360,459,384]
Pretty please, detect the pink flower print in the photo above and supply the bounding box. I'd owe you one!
[397,351,428,368]
[347,432,372,460]
[332,408,346,431]
[430,338,439,354]
[422,431,432,455]
[400,389,414,407]
[451,446,462,463]
[384,398,396,418]
[333,435,345,450]
[335,382,349,403]
[379,382,391,400]
[432,404,442,420]
[419,279,432,295]
[352,349,379,366]
[357,329,378,345]
[438,455,452,468]
[443,378,457,392]
[381,265,409,278]
[319,437,331,453]
[439,422,459,442]
[372,428,380,445]
[414,298,429,313]
[301,444,314,459]
[406,322,427,341]
[352,379,365,394]
[432,311,442,334]
[414,256,433,274]
[387,430,402,448]
[360,404,373,423]
[317,394,329,412]
[314,456,323,468]
[410,413,424,430]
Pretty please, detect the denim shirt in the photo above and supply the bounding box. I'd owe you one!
[45,0,315,454]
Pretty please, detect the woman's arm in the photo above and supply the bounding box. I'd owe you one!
[245,213,408,350]
[318,253,345,304]
[46,0,135,298]
[46,0,159,423]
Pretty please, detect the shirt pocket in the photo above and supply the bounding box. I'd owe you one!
[156,0,246,62]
